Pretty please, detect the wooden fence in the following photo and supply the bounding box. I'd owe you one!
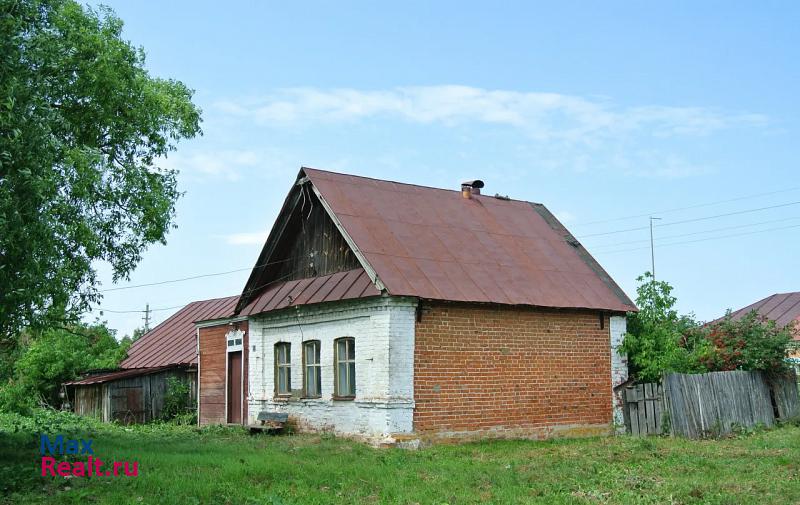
[623,370,799,438]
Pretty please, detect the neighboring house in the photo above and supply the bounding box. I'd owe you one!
[66,296,237,423]
[717,292,800,361]
[196,168,636,443]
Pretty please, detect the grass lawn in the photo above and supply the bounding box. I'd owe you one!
[1,415,799,505]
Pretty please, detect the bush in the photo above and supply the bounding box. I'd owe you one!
[622,273,797,383]
[621,273,707,383]
[0,323,129,414]
[699,311,795,373]
[161,375,195,423]
[0,408,107,438]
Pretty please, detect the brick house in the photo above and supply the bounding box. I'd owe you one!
[196,168,636,443]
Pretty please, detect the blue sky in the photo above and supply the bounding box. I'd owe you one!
[89,1,800,336]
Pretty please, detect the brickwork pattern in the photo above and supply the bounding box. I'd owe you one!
[414,302,614,437]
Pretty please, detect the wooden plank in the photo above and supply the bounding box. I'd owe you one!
[629,402,640,436]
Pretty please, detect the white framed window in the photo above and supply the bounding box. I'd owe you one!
[334,337,355,398]
[303,340,321,398]
[274,342,291,396]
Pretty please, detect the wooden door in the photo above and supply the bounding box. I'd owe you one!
[227,351,242,424]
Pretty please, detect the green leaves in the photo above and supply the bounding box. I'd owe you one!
[0,0,201,341]
[622,273,796,383]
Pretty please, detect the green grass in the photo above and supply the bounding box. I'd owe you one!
[1,415,799,504]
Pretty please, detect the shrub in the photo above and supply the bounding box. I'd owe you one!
[161,375,195,423]
[0,323,129,414]
[699,311,795,373]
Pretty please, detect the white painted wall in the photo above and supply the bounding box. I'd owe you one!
[247,296,416,440]
[609,315,628,432]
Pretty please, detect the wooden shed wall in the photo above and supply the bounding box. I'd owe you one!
[72,368,196,424]
[74,384,103,419]
[199,321,249,425]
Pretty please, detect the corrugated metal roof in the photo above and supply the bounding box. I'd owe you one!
[300,168,636,313]
[721,292,800,339]
[120,295,239,368]
[241,268,381,316]
[65,365,183,385]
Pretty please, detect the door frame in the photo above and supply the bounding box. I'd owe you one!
[224,329,245,424]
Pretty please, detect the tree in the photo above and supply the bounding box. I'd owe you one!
[620,272,707,382]
[0,322,129,414]
[0,0,201,346]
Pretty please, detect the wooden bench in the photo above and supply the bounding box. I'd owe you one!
[247,411,289,432]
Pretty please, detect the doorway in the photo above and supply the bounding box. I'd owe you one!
[227,351,242,424]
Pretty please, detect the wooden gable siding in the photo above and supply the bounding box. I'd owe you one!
[275,189,360,281]
[199,321,249,425]
[244,187,360,302]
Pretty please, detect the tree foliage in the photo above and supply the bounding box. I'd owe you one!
[0,0,201,344]
[622,273,797,383]
[0,322,129,414]
[621,273,707,383]
[700,312,796,373]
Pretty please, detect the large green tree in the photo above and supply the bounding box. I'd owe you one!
[0,0,201,344]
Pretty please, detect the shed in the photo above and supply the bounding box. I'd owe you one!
[67,296,238,423]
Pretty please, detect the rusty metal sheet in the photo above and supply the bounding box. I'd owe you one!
[720,292,800,334]
[303,168,636,313]
[66,365,183,385]
[241,268,381,317]
[121,295,239,369]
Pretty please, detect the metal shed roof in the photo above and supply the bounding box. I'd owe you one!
[296,168,636,313]
[65,365,183,385]
[120,295,239,368]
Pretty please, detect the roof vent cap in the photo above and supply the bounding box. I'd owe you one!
[461,180,484,198]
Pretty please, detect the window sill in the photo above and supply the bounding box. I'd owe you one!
[300,396,322,401]
[332,396,355,401]
[273,395,291,403]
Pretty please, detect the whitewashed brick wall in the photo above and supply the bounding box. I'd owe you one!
[609,315,628,432]
[247,296,416,439]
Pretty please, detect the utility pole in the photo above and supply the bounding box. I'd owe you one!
[142,303,151,333]
[649,217,662,281]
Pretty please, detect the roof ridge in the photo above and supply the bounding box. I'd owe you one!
[302,166,541,204]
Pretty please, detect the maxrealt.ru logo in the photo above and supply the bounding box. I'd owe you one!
[40,435,138,477]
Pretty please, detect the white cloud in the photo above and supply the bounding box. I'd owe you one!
[214,85,767,143]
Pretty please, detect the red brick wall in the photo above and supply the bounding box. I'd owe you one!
[413,302,612,438]
[198,321,248,425]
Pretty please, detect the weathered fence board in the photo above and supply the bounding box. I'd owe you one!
[625,370,799,438]
[624,383,663,436]
[771,372,800,419]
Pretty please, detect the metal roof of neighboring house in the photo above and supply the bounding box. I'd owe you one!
[718,292,800,339]
[287,168,635,313]
[240,268,381,316]
[120,295,240,368]
[65,365,185,386]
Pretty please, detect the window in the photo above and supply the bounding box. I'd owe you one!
[303,340,321,398]
[334,338,355,398]
[274,343,291,396]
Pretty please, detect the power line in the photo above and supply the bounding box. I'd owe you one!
[99,256,295,293]
[595,222,800,255]
[588,215,800,251]
[577,200,800,239]
[570,186,800,227]
[93,267,304,317]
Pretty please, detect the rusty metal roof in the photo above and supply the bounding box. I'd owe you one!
[720,292,800,338]
[241,268,381,316]
[65,365,185,386]
[300,168,636,313]
[121,295,239,368]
